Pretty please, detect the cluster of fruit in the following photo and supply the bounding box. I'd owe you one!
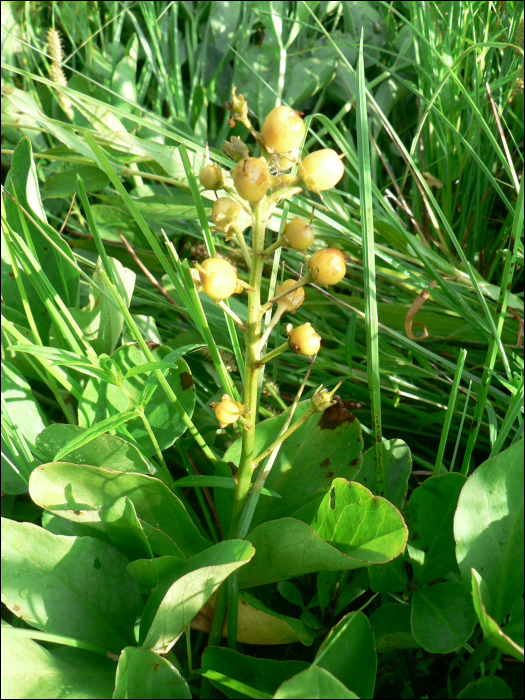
[192,99,347,428]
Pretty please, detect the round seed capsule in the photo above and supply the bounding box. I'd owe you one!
[275,279,305,313]
[199,163,226,190]
[308,248,346,286]
[287,323,321,356]
[299,149,344,192]
[231,158,272,202]
[212,398,244,426]
[198,258,238,301]
[262,106,306,154]
[282,218,315,251]
[212,198,243,227]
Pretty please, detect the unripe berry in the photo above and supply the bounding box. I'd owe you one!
[287,323,321,356]
[308,248,346,287]
[276,279,305,313]
[211,395,245,427]
[199,163,226,190]
[231,158,272,202]
[197,257,238,301]
[299,149,344,192]
[262,106,306,154]
[282,218,315,251]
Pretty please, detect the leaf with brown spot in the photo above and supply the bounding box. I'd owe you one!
[180,371,194,390]
[318,397,357,430]
[217,401,363,533]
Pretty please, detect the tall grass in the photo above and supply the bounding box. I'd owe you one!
[1,0,522,482]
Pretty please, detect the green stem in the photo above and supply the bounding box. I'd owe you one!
[232,224,252,269]
[227,201,267,538]
[236,358,316,539]
[257,341,289,366]
[217,300,245,330]
[263,237,284,256]
[207,200,267,653]
[261,273,311,313]
[260,306,285,350]
[252,408,315,466]
[227,574,239,650]
[136,408,170,476]
[206,583,228,648]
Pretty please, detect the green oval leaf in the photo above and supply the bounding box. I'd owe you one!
[1,634,116,700]
[219,403,363,532]
[140,540,255,652]
[455,439,524,624]
[201,647,308,700]
[411,581,477,654]
[273,666,359,699]
[1,518,140,653]
[239,480,407,589]
[471,568,524,662]
[114,647,191,699]
[404,472,466,585]
[316,612,377,699]
[29,463,211,558]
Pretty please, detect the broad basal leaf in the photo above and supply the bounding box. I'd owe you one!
[369,603,419,651]
[1,518,140,653]
[1,633,116,700]
[471,569,524,662]
[411,581,476,654]
[273,666,358,699]
[454,439,524,624]
[193,590,316,647]
[316,612,376,699]
[356,439,412,509]
[113,647,191,699]
[202,647,307,699]
[238,479,407,588]
[29,462,211,558]
[404,472,466,585]
[139,540,255,652]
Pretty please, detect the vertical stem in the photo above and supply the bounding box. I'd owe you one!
[228,201,267,538]
[208,201,267,655]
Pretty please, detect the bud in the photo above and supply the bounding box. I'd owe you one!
[311,382,342,412]
[223,136,250,162]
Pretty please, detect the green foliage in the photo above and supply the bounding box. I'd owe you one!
[1,1,523,698]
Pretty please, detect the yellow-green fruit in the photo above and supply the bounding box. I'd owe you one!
[276,279,305,313]
[262,106,306,154]
[287,323,321,356]
[198,257,238,301]
[213,398,244,426]
[299,149,344,192]
[308,248,346,286]
[231,158,272,202]
[199,164,226,190]
[282,218,315,251]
